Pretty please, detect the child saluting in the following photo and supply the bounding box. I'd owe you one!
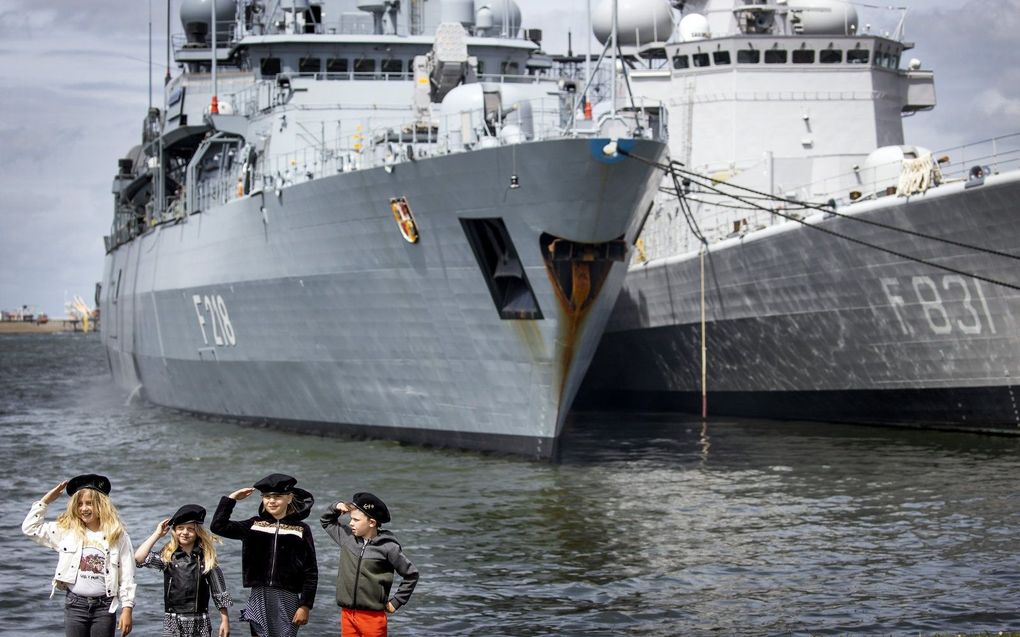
[320,493,419,637]
[22,474,136,637]
[211,473,318,637]
[134,504,232,637]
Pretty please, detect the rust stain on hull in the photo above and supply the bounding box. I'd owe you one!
[542,235,624,417]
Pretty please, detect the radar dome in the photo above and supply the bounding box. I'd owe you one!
[788,0,858,35]
[475,1,522,37]
[678,13,709,41]
[593,0,673,47]
[180,0,236,44]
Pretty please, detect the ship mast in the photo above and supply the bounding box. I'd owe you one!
[210,0,218,114]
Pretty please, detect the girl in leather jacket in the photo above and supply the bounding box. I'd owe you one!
[134,504,232,637]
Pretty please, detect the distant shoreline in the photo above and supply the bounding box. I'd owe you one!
[0,320,94,334]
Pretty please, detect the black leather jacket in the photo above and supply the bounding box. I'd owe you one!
[137,546,231,614]
[210,490,318,608]
[162,547,229,614]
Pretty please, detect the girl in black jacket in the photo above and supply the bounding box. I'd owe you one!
[211,474,318,637]
[134,504,232,637]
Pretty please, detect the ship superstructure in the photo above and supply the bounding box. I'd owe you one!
[101,0,667,457]
[579,0,1020,432]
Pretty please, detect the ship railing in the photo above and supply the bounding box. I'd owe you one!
[250,96,666,194]
[193,175,235,215]
[649,132,1020,255]
[228,73,554,118]
[932,132,1020,181]
[171,17,241,51]
[786,134,1020,204]
[175,95,664,211]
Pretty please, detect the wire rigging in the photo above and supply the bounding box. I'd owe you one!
[621,149,1020,293]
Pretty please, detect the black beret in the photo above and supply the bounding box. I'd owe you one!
[66,474,111,496]
[170,504,206,527]
[253,473,297,494]
[352,492,390,524]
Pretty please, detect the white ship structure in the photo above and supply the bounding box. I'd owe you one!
[580,0,1020,432]
[99,0,667,457]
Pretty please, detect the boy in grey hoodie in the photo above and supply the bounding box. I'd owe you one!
[320,492,419,637]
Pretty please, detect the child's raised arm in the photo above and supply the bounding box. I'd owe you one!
[134,519,170,565]
[210,487,255,540]
[318,501,351,545]
[22,480,70,547]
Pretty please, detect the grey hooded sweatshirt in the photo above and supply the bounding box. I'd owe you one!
[320,502,419,612]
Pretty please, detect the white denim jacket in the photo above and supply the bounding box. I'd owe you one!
[22,500,136,613]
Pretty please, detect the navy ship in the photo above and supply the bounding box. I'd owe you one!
[100,0,667,457]
[580,0,1020,432]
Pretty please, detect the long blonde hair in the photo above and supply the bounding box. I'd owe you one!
[160,524,221,573]
[56,489,125,544]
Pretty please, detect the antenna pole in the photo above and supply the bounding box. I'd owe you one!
[585,0,592,105]
[211,0,219,114]
[610,0,617,118]
[148,0,152,111]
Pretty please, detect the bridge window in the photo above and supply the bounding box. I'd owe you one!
[692,52,710,67]
[326,58,348,74]
[299,57,321,73]
[764,49,787,64]
[737,49,760,63]
[712,51,731,65]
[260,57,281,76]
[792,49,814,64]
[500,60,519,74]
[819,49,841,63]
[847,48,869,64]
[354,58,376,77]
[672,54,689,69]
[381,59,402,75]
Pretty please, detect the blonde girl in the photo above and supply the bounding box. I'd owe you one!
[134,505,232,637]
[22,474,136,637]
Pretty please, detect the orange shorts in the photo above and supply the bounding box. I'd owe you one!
[340,608,388,637]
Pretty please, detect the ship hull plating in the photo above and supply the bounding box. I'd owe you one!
[102,138,665,457]
[580,173,1020,432]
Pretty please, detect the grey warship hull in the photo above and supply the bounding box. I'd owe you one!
[580,171,1020,432]
[103,138,665,457]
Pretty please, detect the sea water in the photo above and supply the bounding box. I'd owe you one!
[3,333,1019,636]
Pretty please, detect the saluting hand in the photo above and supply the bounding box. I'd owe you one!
[153,518,171,537]
[42,480,69,505]
[335,502,350,514]
[228,487,256,501]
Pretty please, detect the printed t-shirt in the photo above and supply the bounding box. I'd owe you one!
[70,529,108,597]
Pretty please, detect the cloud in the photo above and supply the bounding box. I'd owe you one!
[976,87,1020,119]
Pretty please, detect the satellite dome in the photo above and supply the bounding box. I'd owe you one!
[180,0,236,44]
[858,145,933,195]
[788,0,858,35]
[475,1,522,37]
[678,13,709,41]
[592,0,673,47]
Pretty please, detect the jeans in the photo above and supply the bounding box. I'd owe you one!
[64,591,115,637]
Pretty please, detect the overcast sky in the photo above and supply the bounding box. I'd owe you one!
[0,0,1017,316]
